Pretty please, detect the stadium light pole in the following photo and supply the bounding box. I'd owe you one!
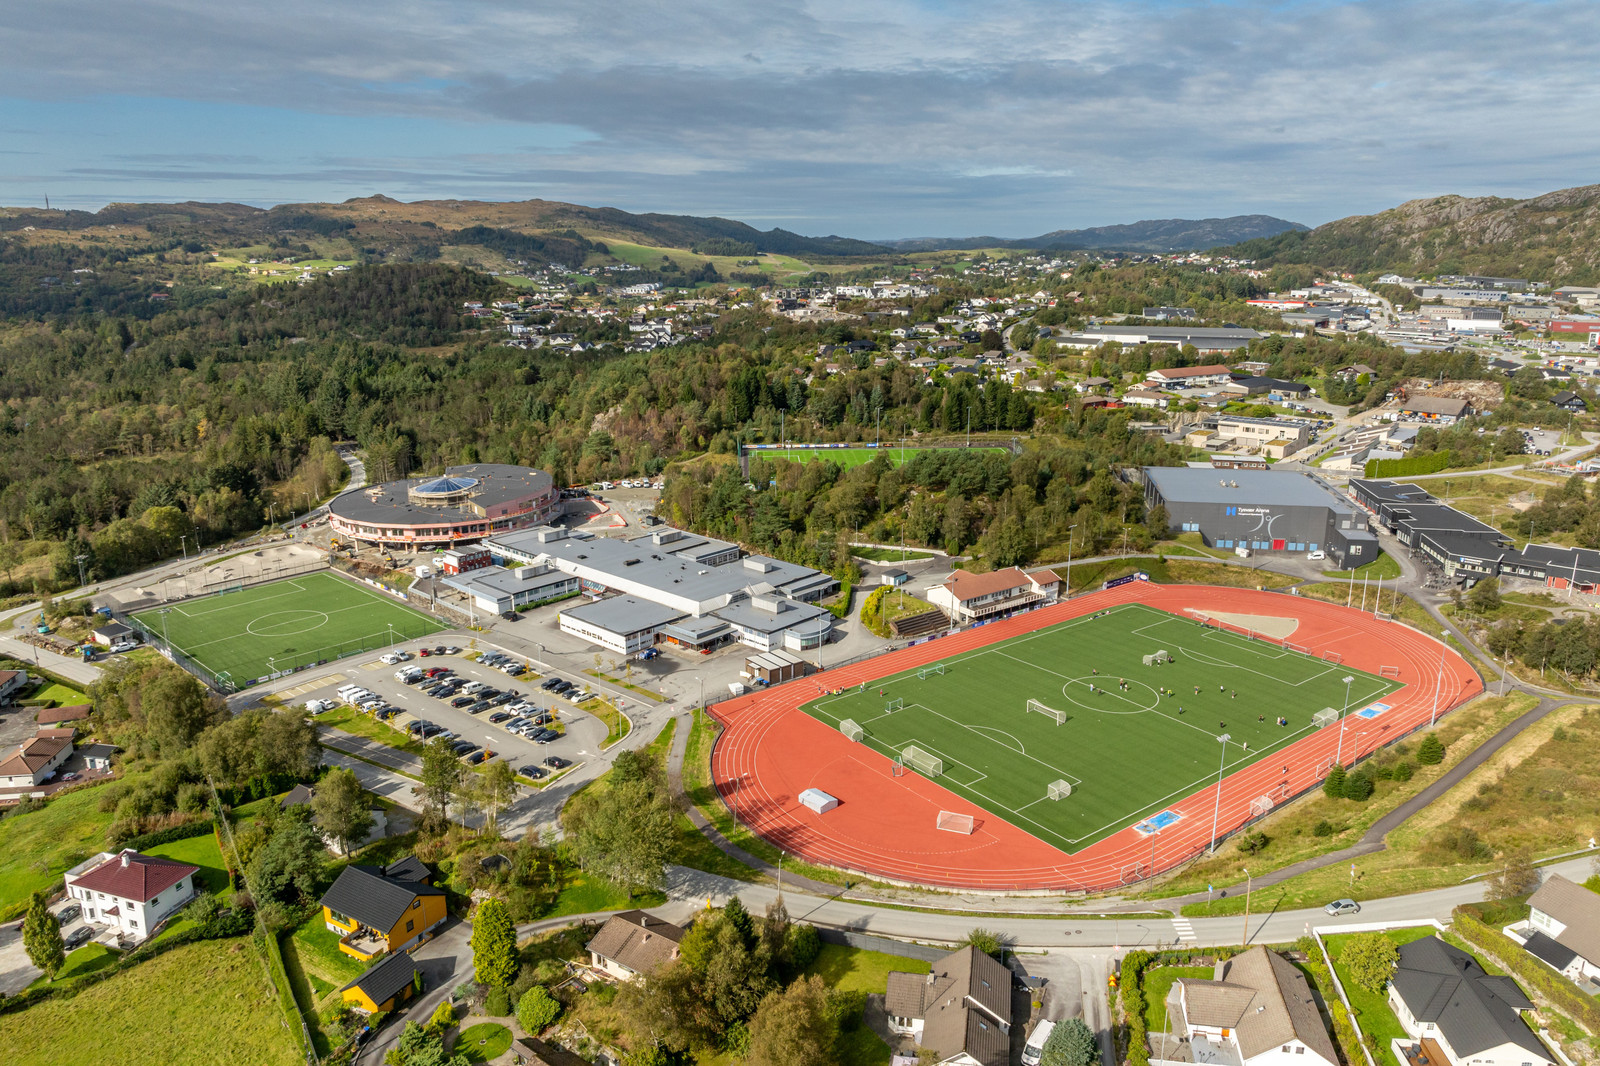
[1066,524,1078,598]
[1335,675,1355,766]
[1209,734,1231,854]
[1430,645,1445,726]
[74,554,89,588]
[179,534,187,561]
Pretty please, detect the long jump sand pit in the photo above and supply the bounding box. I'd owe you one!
[1185,609,1299,640]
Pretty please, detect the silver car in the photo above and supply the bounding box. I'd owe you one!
[1324,898,1361,916]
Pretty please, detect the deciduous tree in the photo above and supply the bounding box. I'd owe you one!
[1342,932,1399,992]
[746,974,837,1066]
[311,766,373,855]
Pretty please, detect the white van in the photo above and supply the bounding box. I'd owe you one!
[305,698,335,715]
[336,684,364,700]
[1022,1020,1056,1066]
[1306,549,1326,561]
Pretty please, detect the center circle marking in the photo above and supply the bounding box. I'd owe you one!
[247,610,331,637]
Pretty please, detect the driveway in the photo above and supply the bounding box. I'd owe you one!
[358,918,473,1066]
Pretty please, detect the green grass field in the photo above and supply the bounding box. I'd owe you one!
[803,602,1400,852]
[133,572,446,686]
[746,445,1009,469]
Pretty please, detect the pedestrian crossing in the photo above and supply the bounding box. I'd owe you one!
[1171,916,1197,942]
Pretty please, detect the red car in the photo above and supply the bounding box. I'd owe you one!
[418,648,432,657]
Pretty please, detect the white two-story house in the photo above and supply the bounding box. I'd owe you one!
[1170,945,1339,1066]
[1508,874,1600,988]
[64,848,200,943]
[1388,937,1554,1066]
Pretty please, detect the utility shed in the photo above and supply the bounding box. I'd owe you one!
[799,788,839,814]
[745,649,812,685]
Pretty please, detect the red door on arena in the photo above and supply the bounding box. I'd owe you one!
[1272,539,1285,550]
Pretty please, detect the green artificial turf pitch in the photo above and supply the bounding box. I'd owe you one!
[803,602,1400,852]
[745,445,1008,469]
[133,572,446,686]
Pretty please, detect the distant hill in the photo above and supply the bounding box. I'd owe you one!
[884,215,1307,254]
[1224,184,1600,283]
[0,195,890,261]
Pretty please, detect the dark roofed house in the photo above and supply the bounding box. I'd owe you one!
[1387,936,1554,1066]
[340,950,421,1013]
[1399,394,1472,423]
[587,910,686,981]
[0,669,28,703]
[90,621,135,647]
[515,1037,592,1066]
[281,783,389,855]
[1171,945,1338,1066]
[319,856,447,961]
[1551,390,1588,413]
[885,945,1012,1066]
[1515,874,1600,987]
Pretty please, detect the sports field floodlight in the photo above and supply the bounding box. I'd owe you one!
[1336,675,1355,766]
[1209,733,1230,854]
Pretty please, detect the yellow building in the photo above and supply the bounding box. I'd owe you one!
[319,855,447,961]
[340,950,421,1014]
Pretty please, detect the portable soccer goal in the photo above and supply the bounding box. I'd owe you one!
[1027,699,1066,725]
[1142,650,1172,666]
[1312,707,1340,729]
[839,718,865,743]
[1322,650,1343,663]
[884,697,904,714]
[891,757,906,777]
[936,810,975,835]
[1285,641,1310,656]
[1379,664,1402,679]
[1047,779,1073,801]
[918,663,946,680]
[901,744,944,777]
[1249,793,1275,819]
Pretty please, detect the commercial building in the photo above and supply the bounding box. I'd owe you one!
[1397,395,1473,423]
[328,464,560,549]
[1143,468,1378,567]
[927,567,1061,623]
[1213,415,1311,454]
[440,565,581,617]
[1051,326,1261,355]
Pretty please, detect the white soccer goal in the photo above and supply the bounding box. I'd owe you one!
[902,744,944,777]
[918,663,946,680]
[1285,641,1310,656]
[936,810,975,835]
[1312,707,1339,729]
[891,757,906,778]
[1249,793,1274,818]
[1027,699,1066,725]
[1322,650,1343,663]
[1379,664,1402,679]
[840,718,865,742]
[884,697,904,714]
[1142,650,1172,666]
[1048,779,1073,801]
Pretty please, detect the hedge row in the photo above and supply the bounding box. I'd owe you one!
[261,928,310,1055]
[121,817,215,853]
[859,586,893,638]
[1452,910,1600,1038]
[1365,450,1452,480]
[1297,935,1369,1066]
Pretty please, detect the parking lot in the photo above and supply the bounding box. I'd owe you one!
[299,644,611,783]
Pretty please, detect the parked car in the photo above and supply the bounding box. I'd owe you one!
[488,693,516,707]
[503,664,526,676]
[517,765,547,781]
[540,678,561,691]
[468,700,491,714]
[109,640,139,653]
[305,698,335,714]
[56,903,81,925]
[64,925,94,948]
[418,647,432,657]
[1324,899,1361,916]
[376,708,400,721]
[464,750,490,765]
[451,695,476,708]
[533,728,559,743]
[489,712,514,724]
[543,756,569,769]
[449,740,477,755]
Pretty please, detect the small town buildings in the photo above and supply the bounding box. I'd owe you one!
[1214,416,1311,453]
[319,855,447,960]
[0,727,75,788]
[0,669,28,703]
[1551,390,1588,413]
[926,568,1060,623]
[885,945,1012,1066]
[1169,945,1339,1066]
[1397,395,1472,424]
[90,621,136,648]
[64,848,199,943]
[340,950,421,1013]
[586,910,686,982]
[1508,874,1600,987]
[1145,364,1236,388]
[1122,389,1174,410]
[1388,937,1554,1066]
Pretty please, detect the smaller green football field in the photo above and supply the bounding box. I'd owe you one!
[744,445,1009,469]
[133,572,446,686]
[803,603,1400,852]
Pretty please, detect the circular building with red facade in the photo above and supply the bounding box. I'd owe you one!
[329,463,559,549]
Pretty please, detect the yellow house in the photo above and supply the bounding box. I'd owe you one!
[340,950,421,1014]
[319,855,447,961]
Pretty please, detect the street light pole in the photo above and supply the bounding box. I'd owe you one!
[179,535,187,560]
[1066,524,1078,597]
[1242,868,1253,946]
[1209,733,1230,853]
[1335,675,1355,766]
[1430,645,1445,726]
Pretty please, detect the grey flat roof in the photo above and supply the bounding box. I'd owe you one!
[1084,326,1261,340]
[1145,467,1358,512]
[713,597,831,635]
[562,596,686,634]
[443,565,574,598]
[330,463,552,525]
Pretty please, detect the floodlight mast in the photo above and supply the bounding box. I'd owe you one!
[1209,733,1230,854]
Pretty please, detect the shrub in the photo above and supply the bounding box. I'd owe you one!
[425,1000,457,1034]
[1389,759,1415,782]
[962,927,1008,960]
[1417,734,1446,765]
[1342,932,1399,991]
[1322,764,1347,798]
[1343,771,1374,801]
[517,985,561,1035]
[484,985,511,1017]
[1312,820,1336,838]
[784,922,822,971]
[1235,830,1270,855]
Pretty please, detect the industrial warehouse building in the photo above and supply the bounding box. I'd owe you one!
[485,525,839,656]
[1143,467,1379,567]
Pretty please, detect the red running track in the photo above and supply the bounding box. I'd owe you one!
[707,583,1482,892]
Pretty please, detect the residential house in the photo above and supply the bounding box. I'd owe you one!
[885,945,1012,1066]
[1398,395,1472,423]
[1387,936,1554,1066]
[340,950,421,1014]
[1145,365,1235,388]
[1168,945,1339,1066]
[0,727,75,788]
[319,855,447,960]
[34,704,91,726]
[926,568,1059,623]
[63,848,199,943]
[1076,376,1112,394]
[1122,389,1173,410]
[281,782,389,855]
[0,669,28,703]
[78,743,118,771]
[586,910,686,982]
[1551,390,1588,413]
[1334,363,1378,381]
[1509,874,1600,987]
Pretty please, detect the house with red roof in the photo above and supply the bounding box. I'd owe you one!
[64,848,200,943]
[0,727,76,788]
[926,568,1060,623]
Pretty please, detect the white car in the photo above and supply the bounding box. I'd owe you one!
[380,652,403,665]
[109,640,138,653]
[305,698,335,714]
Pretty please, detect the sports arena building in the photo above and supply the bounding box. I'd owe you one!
[1143,467,1379,568]
[329,464,559,549]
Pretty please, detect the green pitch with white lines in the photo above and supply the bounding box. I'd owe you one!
[801,602,1399,852]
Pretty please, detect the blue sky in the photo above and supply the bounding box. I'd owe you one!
[2,0,1596,238]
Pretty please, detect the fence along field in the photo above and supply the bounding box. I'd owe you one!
[131,571,447,689]
[802,602,1400,852]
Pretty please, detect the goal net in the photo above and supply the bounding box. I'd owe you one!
[901,744,944,777]
[1249,793,1274,818]
[918,663,945,680]
[839,718,864,742]
[1027,699,1066,725]
[1048,779,1073,801]
[1285,641,1310,656]
[891,757,906,777]
[1312,707,1339,729]
[1322,650,1343,663]
[884,697,904,714]
[936,810,975,835]
[1142,650,1172,666]
[1379,664,1402,679]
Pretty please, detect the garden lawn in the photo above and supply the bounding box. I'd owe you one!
[0,937,302,1066]
[1141,966,1211,1033]
[289,913,368,985]
[0,782,116,917]
[801,943,930,993]
[550,872,665,917]
[30,680,90,706]
[146,830,232,898]
[25,942,121,989]
[456,1023,513,1063]
[852,546,934,563]
[1325,928,1437,1066]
